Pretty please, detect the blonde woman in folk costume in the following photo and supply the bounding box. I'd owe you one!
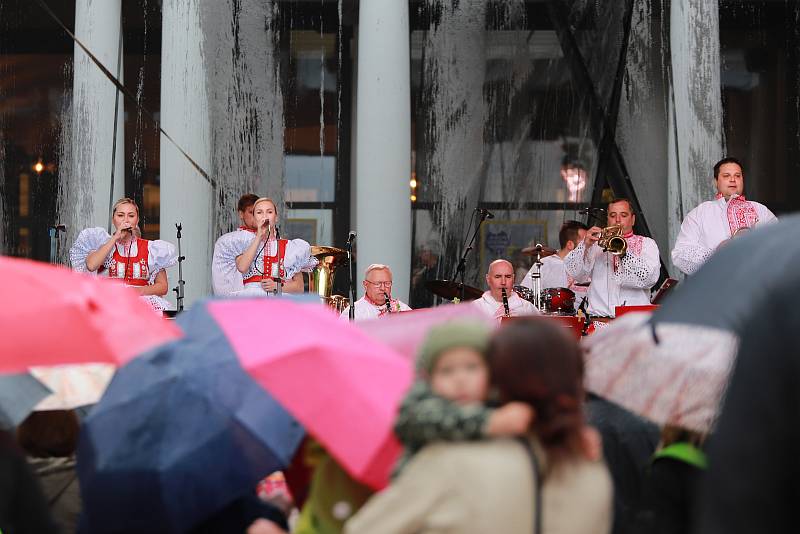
[230,197,317,296]
[69,198,177,312]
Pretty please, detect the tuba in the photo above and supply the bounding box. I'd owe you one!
[598,225,627,256]
[309,246,349,313]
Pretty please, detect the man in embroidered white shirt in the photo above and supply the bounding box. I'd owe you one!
[520,220,588,310]
[671,157,777,276]
[565,199,660,318]
[340,263,412,321]
[473,260,538,320]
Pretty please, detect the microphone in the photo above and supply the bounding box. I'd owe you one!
[384,292,392,314]
[476,208,495,219]
[578,207,606,215]
[347,231,356,243]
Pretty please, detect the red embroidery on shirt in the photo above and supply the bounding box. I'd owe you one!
[714,194,758,236]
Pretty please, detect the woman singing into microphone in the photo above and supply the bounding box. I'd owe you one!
[230,197,317,295]
[69,198,177,312]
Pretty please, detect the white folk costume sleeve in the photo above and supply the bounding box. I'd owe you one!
[565,242,596,284]
[613,238,660,290]
[69,227,112,273]
[283,239,318,280]
[146,240,178,283]
[671,209,713,276]
[212,231,248,296]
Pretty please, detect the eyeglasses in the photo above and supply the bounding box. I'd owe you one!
[365,280,393,288]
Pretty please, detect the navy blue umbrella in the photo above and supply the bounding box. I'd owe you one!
[0,373,50,429]
[653,214,800,335]
[77,302,305,533]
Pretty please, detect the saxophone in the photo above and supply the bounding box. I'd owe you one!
[501,287,511,317]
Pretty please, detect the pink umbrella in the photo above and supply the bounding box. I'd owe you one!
[356,303,494,363]
[207,298,413,489]
[0,256,181,373]
[582,312,738,434]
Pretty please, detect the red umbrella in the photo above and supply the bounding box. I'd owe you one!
[0,256,181,373]
[206,298,413,490]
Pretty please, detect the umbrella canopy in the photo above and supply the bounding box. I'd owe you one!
[0,256,181,373]
[355,303,493,363]
[206,298,413,490]
[30,364,115,411]
[582,312,738,434]
[78,303,304,533]
[653,214,800,334]
[0,373,51,429]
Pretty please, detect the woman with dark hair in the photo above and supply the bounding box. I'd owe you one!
[344,318,612,534]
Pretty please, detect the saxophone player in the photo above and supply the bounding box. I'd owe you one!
[472,260,538,320]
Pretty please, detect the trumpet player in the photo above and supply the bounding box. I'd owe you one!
[671,157,777,276]
[565,198,660,318]
[473,259,538,320]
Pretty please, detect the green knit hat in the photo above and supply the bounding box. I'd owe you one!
[416,320,492,375]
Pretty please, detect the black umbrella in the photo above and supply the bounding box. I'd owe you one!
[653,214,800,334]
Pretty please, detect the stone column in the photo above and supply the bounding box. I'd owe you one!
[62,0,124,241]
[354,0,412,301]
[668,0,723,273]
[160,0,213,308]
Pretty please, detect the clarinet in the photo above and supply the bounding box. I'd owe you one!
[501,287,511,317]
[384,292,392,314]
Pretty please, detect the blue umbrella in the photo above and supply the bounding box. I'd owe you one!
[0,373,51,429]
[77,301,305,533]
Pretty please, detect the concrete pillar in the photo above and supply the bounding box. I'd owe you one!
[160,0,213,308]
[354,1,412,301]
[668,0,723,275]
[72,0,124,231]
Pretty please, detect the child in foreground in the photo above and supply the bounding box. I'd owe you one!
[393,320,536,474]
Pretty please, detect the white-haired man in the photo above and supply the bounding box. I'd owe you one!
[340,264,412,321]
[473,259,538,320]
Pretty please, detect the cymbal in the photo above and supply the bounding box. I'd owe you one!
[425,279,483,301]
[521,244,557,258]
[310,245,347,259]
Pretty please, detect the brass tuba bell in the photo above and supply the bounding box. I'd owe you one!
[309,245,350,312]
[598,225,627,256]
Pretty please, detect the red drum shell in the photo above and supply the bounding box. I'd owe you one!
[540,287,576,314]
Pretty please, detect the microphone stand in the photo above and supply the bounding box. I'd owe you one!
[48,224,66,265]
[274,225,283,297]
[172,223,185,312]
[452,209,490,302]
[346,233,356,322]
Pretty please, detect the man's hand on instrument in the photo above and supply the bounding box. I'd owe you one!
[261,278,278,292]
[585,226,602,248]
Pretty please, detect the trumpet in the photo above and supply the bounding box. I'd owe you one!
[597,225,627,256]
